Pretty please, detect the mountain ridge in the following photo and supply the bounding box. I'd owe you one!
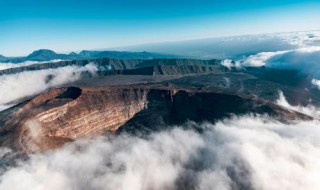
[0,49,181,63]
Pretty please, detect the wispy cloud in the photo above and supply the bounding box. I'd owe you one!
[0,60,64,71]
[0,63,98,111]
[276,90,320,119]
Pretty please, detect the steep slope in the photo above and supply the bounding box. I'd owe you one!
[114,65,223,75]
[0,85,311,153]
[1,57,318,109]
[0,58,221,76]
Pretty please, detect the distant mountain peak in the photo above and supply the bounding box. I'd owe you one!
[79,50,98,56]
[27,49,57,57]
[68,52,78,56]
[0,54,6,61]
[24,49,64,61]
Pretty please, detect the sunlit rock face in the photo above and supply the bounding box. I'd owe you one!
[0,87,148,152]
[0,84,311,153]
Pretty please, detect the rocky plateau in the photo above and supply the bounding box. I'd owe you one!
[0,58,318,153]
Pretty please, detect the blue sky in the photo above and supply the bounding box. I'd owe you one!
[1,0,320,56]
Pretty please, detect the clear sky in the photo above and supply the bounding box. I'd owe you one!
[1,0,320,56]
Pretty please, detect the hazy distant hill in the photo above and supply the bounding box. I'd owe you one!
[0,54,7,62]
[0,49,180,63]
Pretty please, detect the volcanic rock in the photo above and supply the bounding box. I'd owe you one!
[0,85,311,153]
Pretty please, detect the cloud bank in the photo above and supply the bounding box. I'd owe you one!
[240,47,320,77]
[0,63,98,111]
[214,32,320,82]
[127,31,320,59]
[218,45,320,89]
[0,60,64,71]
[1,115,320,190]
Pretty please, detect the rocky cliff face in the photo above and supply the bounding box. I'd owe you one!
[0,85,311,153]
[0,87,148,152]
[0,58,221,76]
[114,65,223,75]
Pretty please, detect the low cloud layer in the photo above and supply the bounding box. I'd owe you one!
[215,32,320,80]
[1,31,320,190]
[0,63,98,111]
[241,47,320,77]
[1,115,320,190]
[218,46,320,89]
[0,60,64,71]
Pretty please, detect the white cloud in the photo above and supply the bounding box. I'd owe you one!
[241,50,288,67]
[276,91,320,119]
[277,31,320,48]
[0,60,64,71]
[1,115,320,190]
[221,59,234,69]
[1,31,320,189]
[220,59,241,70]
[311,79,320,90]
[0,63,98,110]
[240,47,320,79]
[0,104,16,112]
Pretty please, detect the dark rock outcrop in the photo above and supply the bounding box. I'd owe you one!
[0,58,221,76]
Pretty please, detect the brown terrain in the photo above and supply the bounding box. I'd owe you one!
[0,84,311,153]
[0,58,318,153]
